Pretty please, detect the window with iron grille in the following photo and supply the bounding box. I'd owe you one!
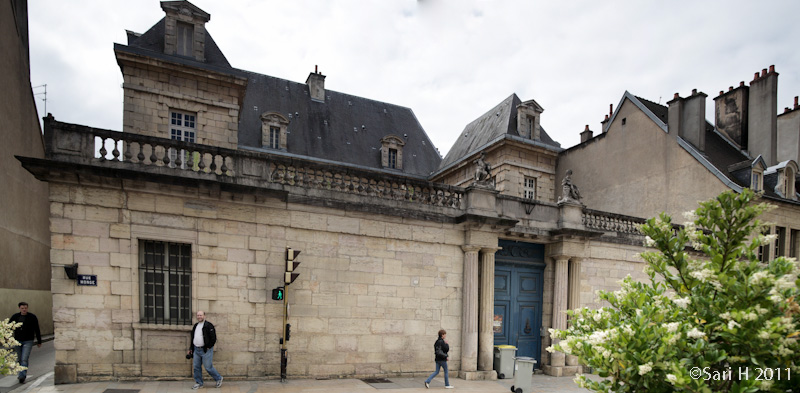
[523,176,536,200]
[139,240,192,325]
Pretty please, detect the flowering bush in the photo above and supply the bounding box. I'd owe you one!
[0,318,25,375]
[549,189,800,392]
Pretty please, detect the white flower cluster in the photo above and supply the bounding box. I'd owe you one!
[672,296,691,308]
[644,236,656,247]
[727,320,741,330]
[686,327,706,339]
[750,271,772,286]
[690,268,715,282]
[665,322,680,333]
[666,373,678,385]
[638,362,653,375]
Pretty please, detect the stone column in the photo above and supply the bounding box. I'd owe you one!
[478,247,499,371]
[566,257,582,367]
[550,256,569,368]
[461,246,481,373]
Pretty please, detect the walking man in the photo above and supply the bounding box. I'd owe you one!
[10,302,42,384]
[187,311,223,389]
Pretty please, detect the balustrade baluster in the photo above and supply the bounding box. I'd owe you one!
[197,152,205,171]
[149,144,158,165]
[112,138,121,161]
[98,137,108,161]
[210,154,217,173]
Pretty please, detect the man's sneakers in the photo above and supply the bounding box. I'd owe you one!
[215,376,223,388]
[424,381,429,388]
[445,386,454,389]
[18,376,25,384]
[192,384,202,389]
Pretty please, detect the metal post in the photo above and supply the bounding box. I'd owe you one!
[280,283,288,382]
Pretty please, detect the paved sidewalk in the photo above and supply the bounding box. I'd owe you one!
[12,374,595,393]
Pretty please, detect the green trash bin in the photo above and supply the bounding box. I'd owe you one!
[493,345,517,379]
[510,356,537,393]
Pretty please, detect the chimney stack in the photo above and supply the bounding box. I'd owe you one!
[714,81,749,149]
[682,89,707,150]
[748,65,778,165]
[777,95,800,164]
[306,65,326,103]
[580,124,593,143]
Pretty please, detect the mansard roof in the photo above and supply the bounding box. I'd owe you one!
[123,17,233,71]
[117,17,442,178]
[237,72,442,177]
[438,93,561,171]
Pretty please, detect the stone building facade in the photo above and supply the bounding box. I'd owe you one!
[16,0,799,385]
[1,0,52,333]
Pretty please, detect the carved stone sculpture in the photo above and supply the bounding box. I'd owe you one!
[559,169,582,204]
[473,151,494,189]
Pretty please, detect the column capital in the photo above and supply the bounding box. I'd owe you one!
[549,254,572,263]
[462,245,483,253]
[480,246,501,254]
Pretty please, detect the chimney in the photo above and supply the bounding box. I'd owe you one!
[667,93,683,139]
[714,82,749,149]
[748,65,779,165]
[580,125,593,143]
[777,95,800,164]
[306,65,326,102]
[680,89,708,150]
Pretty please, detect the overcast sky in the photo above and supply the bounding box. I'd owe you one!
[27,0,800,155]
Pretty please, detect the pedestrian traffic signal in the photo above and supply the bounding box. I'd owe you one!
[285,323,291,341]
[272,287,284,301]
[285,247,301,285]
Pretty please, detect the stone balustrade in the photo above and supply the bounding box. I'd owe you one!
[43,118,465,209]
[581,209,646,235]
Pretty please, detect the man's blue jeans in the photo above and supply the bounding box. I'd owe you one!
[192,346,221,385]
[425,360,450,386]
[15,340,33,380]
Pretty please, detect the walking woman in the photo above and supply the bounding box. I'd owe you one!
[424,329,453,389]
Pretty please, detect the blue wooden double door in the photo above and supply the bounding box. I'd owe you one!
[493,241,545,368]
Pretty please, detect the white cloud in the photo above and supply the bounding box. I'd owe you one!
[28,0,800,154]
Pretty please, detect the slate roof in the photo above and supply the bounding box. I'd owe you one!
[237,72,442,177]
[439,94,561,171]
[118,19,442,178]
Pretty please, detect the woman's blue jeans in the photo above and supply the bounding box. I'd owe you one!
[425,360,450,386]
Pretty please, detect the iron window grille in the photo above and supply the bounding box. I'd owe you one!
[139,240,192,325]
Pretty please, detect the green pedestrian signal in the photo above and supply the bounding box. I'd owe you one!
[272,287,284,301]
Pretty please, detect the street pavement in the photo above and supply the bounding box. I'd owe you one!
[2,339,595,393]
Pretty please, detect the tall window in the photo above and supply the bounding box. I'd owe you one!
[775,226,787,257]
[752,171,762,192]
[790,229,800,258]
[170,111,196,168]
[140,240,192,325]
[176,22,194,57]
[269,126,280,149]
[388,148,398,169]
[523,176,536,199]
[758,227,771,263]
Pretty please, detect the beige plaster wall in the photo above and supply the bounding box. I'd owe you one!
[1,0,52,333]
[558,98,730,220]
[48,180,466,381]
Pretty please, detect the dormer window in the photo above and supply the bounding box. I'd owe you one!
[784,165,796,199]
[752,171,763,192]
[516,99,544,140]
[380,135,405,170]
[176,21,194,57]
[261,112,289,150]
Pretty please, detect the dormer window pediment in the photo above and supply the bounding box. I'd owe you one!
[380,134,405,170]
[261,112,290,151]
[161,1,211,62]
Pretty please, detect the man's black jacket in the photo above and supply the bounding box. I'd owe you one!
[189,321,217,352]
[10,312,42,345]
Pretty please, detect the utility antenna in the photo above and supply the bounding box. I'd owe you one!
[33,84,47,115]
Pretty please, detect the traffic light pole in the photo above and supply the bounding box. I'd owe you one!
[280,282,288,383]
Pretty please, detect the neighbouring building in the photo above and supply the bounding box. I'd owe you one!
[15,0,798,385]
[559,65,800,263]
[1,0,53,334]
